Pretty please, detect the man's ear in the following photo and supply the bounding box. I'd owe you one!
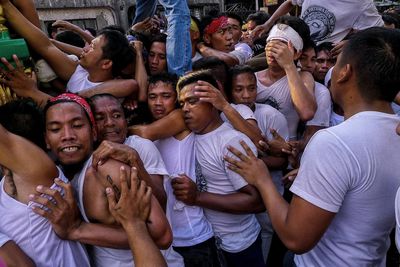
[336,63,352,84]
[203,33,211,45]
[101,59,113,71]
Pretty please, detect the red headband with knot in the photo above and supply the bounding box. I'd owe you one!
[204,16,229,35]
[49,93,96,131]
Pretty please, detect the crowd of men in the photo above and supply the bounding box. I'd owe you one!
[0,0,400,266]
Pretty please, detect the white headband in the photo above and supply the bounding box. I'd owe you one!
[266,24,303,51]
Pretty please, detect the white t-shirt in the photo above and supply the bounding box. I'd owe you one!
[291,111,400,266]
[230,42,253,65]
[392,102,400,116]
[306,82,331,127]
[291,0,383,44]
[66,65,102,94]
[255,71,299,140]
[0,170,90,267]
[124,135,168,176]
[220,103,257,124]
[0,232,10,247]
[395,187,400,252]
[195,123,261,253]
[329,110,344,127]
[254,103,289,194]
[154,133,214,247]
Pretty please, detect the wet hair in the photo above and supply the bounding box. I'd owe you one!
[149,33,167,47]
[55,30,85,48]
[0,99,46,150]
[303,39,316,52]
[226,65,256,102]
[89,93,121,111]
[382,13,400,29]
[176,70,219,94]
[100,25,126,35]
[246,11,270,26]
[192,57,229,88]
[97,29,136,77]
[148,72,178,92]
[340,27,400,102]
[276,15,311,44]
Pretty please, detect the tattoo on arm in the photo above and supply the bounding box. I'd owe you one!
[106,175,121,200]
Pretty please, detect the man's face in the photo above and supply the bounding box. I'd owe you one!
[45,102,94,166]
[206,25,234,52]
[179,83,215,134]
[148,41,167,75]
[227,17,242,44]
[92,96,127,144]
[80,35,106,69]
[148,81,177,120]
[265,40,287,67]
[314,50,335,82]
[299,47,317,73]
[246,20,257,31]
[231,73,257,108]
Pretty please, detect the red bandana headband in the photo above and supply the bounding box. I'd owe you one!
[204,16,229,35]
[49,93,96,130]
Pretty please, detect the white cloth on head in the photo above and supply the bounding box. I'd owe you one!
[267,24,304,51]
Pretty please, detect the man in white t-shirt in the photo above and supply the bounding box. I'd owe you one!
[253,0,383,45]
[225,27,400,266]
[146,73,219,267]
[255,16,316,140]
[1,0,138,98]
[173,70,265,267]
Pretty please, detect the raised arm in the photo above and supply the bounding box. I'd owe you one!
[78,79,139,99]
[51,39,84,57]
[0,123,57,193]
[128,109,187,140]
[1,0,78,81]
[252,0,294,38]
[52,20,95,44]
[197,43,239,67]
[131,41,148,102]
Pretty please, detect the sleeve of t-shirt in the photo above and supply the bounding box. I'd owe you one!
[220,104,257,125]
[223,135,258,190]
[0,232,10,247]
[306,85,332,127]
[265,108,289,141]
[126,137,168,175]
[353,2,384,30]
[290,130,359,213]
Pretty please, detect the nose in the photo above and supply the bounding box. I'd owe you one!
[61,125,76,141]
[104,115,115,127]
[151,56,158,64]
[155,96,162,106]
[243,90,250,98]
[182,102,189,113]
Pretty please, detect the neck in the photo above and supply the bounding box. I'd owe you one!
[265,67,286,81]
[342,99,394,120]
[198,113,223,135]
[87,70,113,83]
[61,162,86,180]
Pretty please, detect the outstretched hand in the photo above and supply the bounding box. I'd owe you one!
[224,140,271,186]
[106,166,152,227]
[30,178,82,240]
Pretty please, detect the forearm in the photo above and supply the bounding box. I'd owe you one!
[12,0,40,29]
[139,171,166,210]
[51,39,83,57]
[261,155,288,170]
[285,65,316,121]
[221,104,263,146]
[71,222,130,248]
[195,190,264,214]
[79,79,138,98]
[198,45,238,66]
[123,221,167,267]
[147,196,172,249]
[134,53,148,102]
[69,25,94,44]
[264,0,294,29]
[0,241,35,267]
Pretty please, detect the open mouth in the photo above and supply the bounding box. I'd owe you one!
[60,146,79,153]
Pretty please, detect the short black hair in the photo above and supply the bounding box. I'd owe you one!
[177,70,219,94]
[192,57,229,88]
[340,27,400,102]
[225,12,243,27]
[97,29,136,77]
[316,42,334,54]
[55,30,85,48]
[303,39,316,52]
[382,13,400,28]
[149,33,167,47]
[0,99,46,150]
[100,25,126,35]
[226,65,256,101]
[148,72,178,91]
[246,12,270,26]
[276,16,311,44]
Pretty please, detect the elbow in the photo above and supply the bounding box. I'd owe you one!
[155,226,173,249]
[284,240,314,255]
[299,109,315,122]
[126,79,139,96]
